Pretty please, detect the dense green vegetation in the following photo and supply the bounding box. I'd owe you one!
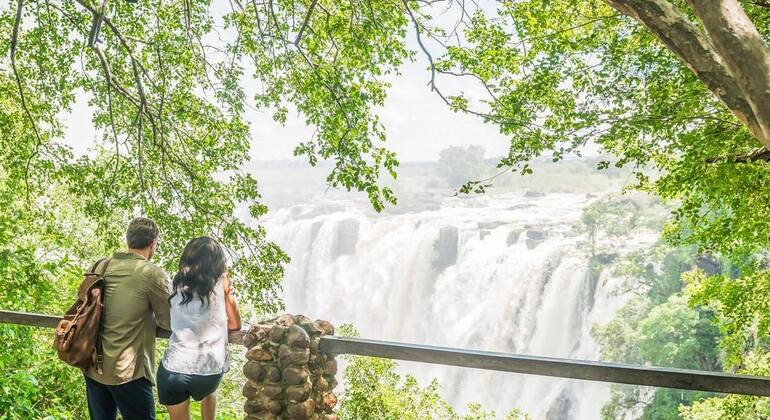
[4,0,770,418]
[336,326,529,420]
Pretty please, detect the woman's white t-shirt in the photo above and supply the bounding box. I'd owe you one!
[162,280,229,375]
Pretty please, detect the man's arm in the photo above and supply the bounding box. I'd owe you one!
[148,268,171,331]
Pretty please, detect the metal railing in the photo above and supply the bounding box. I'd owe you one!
[3,309,770,397]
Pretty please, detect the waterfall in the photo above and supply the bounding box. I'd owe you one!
[261,192,657,419]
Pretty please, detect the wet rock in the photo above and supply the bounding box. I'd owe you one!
[545,390,573,420]
[434,226,459,270]
[477,221,507,229]
[695,255,722,275]
[508,203,535,210]
[524,190,546,198]
[507,229,523,246]
[526,230,547,241]
[479,230,491,240]
[525,229,547,249]
[593,252,619,265]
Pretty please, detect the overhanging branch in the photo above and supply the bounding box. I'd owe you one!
[605,0,769,148]
[688,0,770,147]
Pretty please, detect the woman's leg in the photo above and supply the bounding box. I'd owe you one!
[200,392,217,420]
[165,400,191,420]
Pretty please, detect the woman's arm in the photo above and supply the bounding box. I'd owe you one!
[222,273,242,331]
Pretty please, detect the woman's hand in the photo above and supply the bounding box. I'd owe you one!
[222,272,241,332]
[221,272,233,296]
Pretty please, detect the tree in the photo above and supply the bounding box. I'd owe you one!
[6,0,770,280]
[593,294,721,419]
[579,195,642,256]
[6,0,770,417]
[435,145,487,188]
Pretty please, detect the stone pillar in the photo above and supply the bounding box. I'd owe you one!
[241,314,339,420]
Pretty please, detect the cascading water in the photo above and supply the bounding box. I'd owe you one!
[260,192,658,419]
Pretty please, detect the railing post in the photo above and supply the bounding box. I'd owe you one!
[241,314,339,420]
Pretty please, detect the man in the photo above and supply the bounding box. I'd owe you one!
[84,217,171,420]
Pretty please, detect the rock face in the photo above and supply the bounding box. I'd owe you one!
[477,221,507,230]
[524,190,546,198]
[506,229,523,246]
[525,229,547,249]
[695,254,721,275]
[242,315,338,420]
[333,219,359,257]
[593,252,619,265]
[434,226,459,270]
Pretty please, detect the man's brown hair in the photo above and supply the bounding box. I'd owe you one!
[126,217,159,249]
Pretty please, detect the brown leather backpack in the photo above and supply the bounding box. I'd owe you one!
[54,258,111,371]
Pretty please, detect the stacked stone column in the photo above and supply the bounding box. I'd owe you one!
[242,314,338,420]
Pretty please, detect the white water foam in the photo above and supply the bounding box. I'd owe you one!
[260,193,656,419]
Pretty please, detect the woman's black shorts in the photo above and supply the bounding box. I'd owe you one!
[157,363,224,406]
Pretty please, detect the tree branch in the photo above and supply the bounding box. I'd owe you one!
[294,0,317,45]
[10,0,43,204]
[688,0,770,147]
[605,0,769,148]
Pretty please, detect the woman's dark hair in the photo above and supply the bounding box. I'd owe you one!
[170,237,226,307]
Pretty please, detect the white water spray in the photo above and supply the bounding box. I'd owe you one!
[261,192,656,419]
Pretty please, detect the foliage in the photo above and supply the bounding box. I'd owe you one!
[5,0,770,418]
[579,195,642,256]
[435,145,488,188]
[336,325,529,420]
[675,270,770,418]
[679,351,770,420]
[594,294,721,420]
[592,238,724,420]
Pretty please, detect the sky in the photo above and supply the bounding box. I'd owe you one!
[62,46,512,163]
[57,2,515,163]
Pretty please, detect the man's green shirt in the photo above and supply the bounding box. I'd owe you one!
[85,252,171,385]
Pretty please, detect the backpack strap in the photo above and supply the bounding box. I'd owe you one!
[88,257,108,274]
[77,258,110,301]
[98,258,112,277]
[94,257,111,374]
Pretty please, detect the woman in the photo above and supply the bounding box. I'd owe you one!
[158,237,242,420]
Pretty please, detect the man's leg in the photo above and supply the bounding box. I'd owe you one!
[109,378,156,420]
[84,376,118,420]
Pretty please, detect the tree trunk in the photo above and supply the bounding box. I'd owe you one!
[605,0,770,149]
